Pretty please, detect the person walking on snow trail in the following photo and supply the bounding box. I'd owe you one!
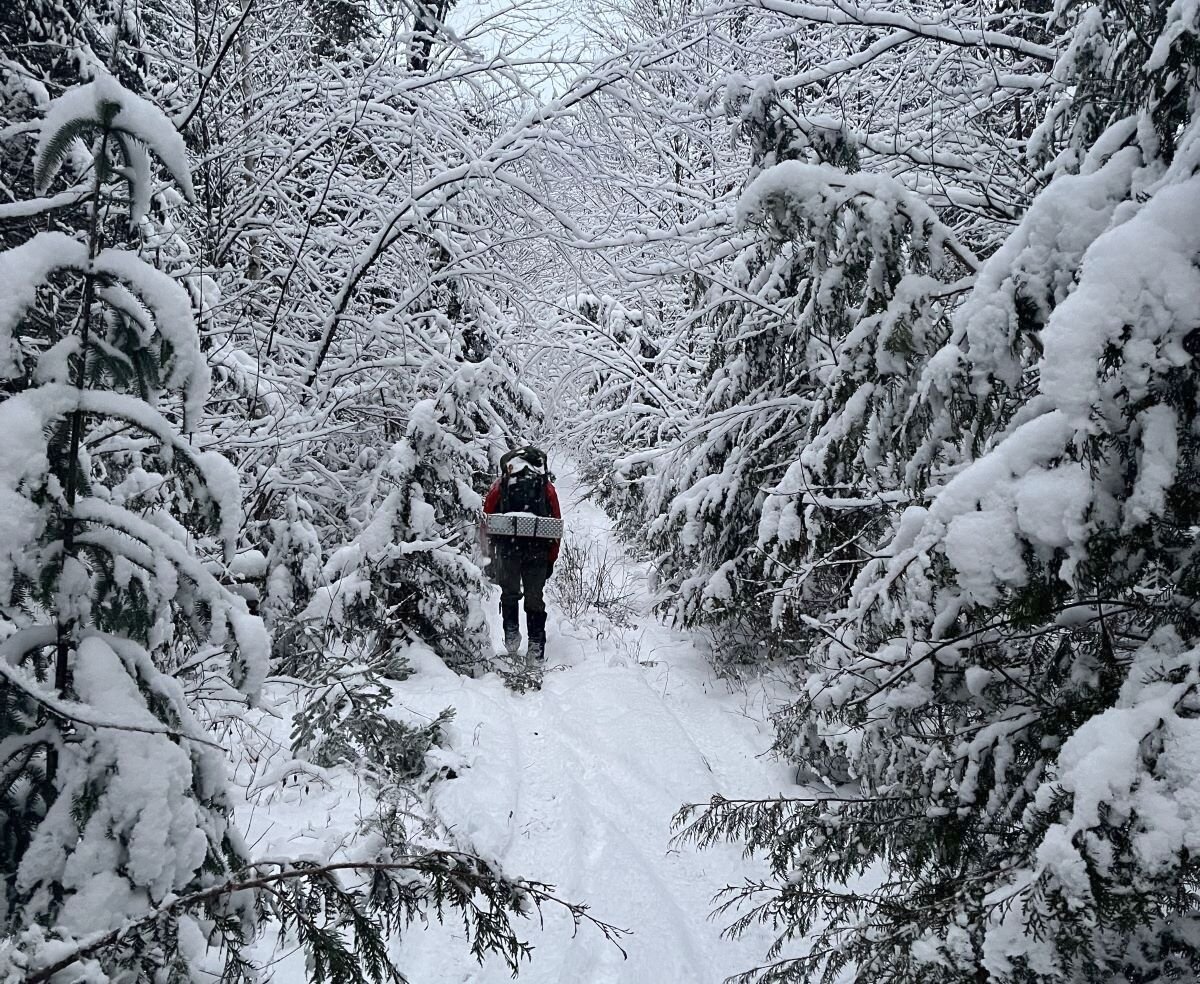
[481,447,561,661]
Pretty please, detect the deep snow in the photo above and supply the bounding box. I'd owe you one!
[235,465,796,982]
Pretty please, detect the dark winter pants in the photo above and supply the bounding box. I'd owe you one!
[496,553,550,644]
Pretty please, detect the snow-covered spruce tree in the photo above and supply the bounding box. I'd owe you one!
[0,72,269,978]
[639,88,975,664]
[636,155,814,650]
[294,247,540,680]
[1,0,144,246]
[261,492,325,634]
[285,355,536,790]
[741,148,979,663]
[624,87,851,644]
[678,4,1200,981]
[308,385,507,676]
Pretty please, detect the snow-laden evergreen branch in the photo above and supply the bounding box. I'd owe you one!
[23,852,630,984]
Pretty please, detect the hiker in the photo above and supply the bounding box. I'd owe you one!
[481,447,562,660]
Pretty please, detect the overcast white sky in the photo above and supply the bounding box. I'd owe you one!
[447,0,619,93]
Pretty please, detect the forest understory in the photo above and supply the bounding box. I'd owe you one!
[3,1,1200,983]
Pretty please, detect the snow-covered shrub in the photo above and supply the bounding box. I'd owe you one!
[261,492,325,631]
[548,536,637,629]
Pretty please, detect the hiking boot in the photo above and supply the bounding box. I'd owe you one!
[501,598,521,655]
[527,609,547,662]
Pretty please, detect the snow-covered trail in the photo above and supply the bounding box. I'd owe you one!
[235,466,796,982]
[395,466,795,983]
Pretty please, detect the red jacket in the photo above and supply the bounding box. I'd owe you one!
[482,478,561,564]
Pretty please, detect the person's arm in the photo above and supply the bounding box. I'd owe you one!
[480,481,501,557]
[546,481,561,566]
[483,481,501,514]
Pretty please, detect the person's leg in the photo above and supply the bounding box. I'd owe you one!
[522,557,549,660]
[495,553,522,653]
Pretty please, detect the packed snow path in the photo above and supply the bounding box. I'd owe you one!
[396,467,793,982]
[238,466,794,982]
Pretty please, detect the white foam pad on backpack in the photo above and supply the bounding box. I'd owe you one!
[507,456,545,475]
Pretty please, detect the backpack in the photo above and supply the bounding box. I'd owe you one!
[498,448,551,516]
